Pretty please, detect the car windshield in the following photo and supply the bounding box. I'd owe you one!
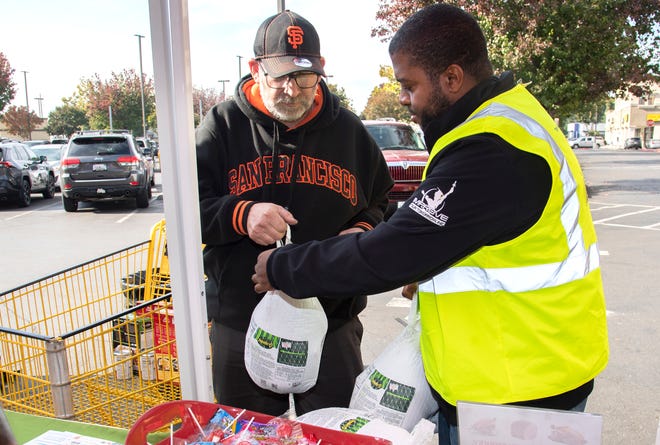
[68,137,131,156]
[32,147,63,161]
[366,125,426,151]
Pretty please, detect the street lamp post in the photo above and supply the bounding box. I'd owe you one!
[218,80,230,101]
[22,71,31,140]
[35,94,44,119]
[135,34,147,139]
[237,55,243,79]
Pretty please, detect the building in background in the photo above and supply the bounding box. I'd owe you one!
[606,83,660,149]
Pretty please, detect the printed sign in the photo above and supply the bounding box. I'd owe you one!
[457,401,602,445]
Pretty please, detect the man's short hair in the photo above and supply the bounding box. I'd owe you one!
[389,4,493,82]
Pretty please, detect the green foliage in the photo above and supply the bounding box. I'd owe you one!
[373,0,660,119]
[0,105,44,140]
[326,82,355,113]
[193,86,224,127]
[362,65,410,122]
[0,52,17,114]
[75,69,155,135]
[45,104,89,137]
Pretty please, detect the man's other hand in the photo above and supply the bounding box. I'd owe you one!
[253,249,276,293]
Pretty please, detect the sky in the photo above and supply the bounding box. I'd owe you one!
[2,0,393,118]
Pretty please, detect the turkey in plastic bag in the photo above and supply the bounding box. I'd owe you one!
[349,293,437,431]
[245,227,328,394]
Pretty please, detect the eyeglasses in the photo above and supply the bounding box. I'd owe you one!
[259,62,321,89]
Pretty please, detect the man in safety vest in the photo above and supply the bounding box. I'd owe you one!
[252,4,609,444]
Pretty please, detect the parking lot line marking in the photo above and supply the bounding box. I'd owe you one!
[5,210,35,220]
[589,204,628,211]
[116,210,138,223]
[592,207,660,224]
[643,221,660,229]
[596,222,660,231]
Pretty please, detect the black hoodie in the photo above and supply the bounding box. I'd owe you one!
[196,75,393,331]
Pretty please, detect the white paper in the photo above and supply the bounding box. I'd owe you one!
[23,430,121,445]
[457,401,602,445]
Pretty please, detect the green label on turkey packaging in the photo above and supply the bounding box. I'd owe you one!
[254,328,280,349]
[380,380,415,413]
[277,338,308,367]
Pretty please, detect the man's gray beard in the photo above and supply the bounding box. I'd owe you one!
[264,96,312,123]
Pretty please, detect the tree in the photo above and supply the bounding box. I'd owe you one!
[0,52,16,114]
[372,0,660,119]
[326,83,355,113]
[74,69,155,135]
[46,103,89,137]
[0,105,44,140]
[362,66,410,121]
[193,86,224,127]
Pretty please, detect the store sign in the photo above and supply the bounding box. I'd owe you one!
[457,401,603,444]
[648,120,655,127]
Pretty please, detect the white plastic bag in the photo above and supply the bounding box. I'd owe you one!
[297,407,414,445]
[245,228,328,394]
[349,293,437,431]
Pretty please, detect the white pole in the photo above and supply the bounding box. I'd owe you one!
[148,0,213,402]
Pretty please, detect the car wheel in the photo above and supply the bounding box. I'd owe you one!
[42,175,56,199]
[136,187,150,208]
[572,144,579,149]
[62,196,78,212]
[17,179,31,207]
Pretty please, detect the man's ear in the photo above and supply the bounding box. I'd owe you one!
[248,59,260,80]
[441,64,464,94]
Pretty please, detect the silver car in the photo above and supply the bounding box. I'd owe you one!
[60,130,153,212]
[30,143,66,190]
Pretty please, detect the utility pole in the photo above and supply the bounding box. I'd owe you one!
[237,55,243,79]
[35,94,44,118]
[218,80,230,101]
[135,34,147,139]
[22,71,31,140]
[277,0,285,12]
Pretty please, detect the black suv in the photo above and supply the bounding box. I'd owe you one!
[0,142,56,207]
[60,130,153,212]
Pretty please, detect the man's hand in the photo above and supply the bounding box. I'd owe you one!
[401,282,418,300]
[247,203,298,246]
[253,249,275,293]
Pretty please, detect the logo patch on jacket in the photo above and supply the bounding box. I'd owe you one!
[409,181,457,226]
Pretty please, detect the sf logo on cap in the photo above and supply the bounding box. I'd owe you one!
[287,26,304,49]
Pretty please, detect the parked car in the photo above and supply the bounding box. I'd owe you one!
[571,136,605,149]
[623,137,642,150]
[0,142,56,207]
[60,130,153,212]
[362,119,428,218]
[30,143,66,190]
[135,137,156,186]
[647,139,660,149]
[21,140,49,148]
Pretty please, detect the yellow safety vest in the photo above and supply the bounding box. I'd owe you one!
[418,84,609,406]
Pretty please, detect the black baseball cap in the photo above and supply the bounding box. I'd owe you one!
[253,10,326,78]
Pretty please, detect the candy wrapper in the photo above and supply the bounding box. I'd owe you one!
[184,408,321,445]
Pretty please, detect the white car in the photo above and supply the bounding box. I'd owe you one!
[30,143,66,190]
[571,136,605,149]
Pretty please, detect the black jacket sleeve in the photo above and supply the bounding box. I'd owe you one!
[267,135,552,298]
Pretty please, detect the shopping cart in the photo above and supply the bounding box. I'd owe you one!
[0,219,179,429]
